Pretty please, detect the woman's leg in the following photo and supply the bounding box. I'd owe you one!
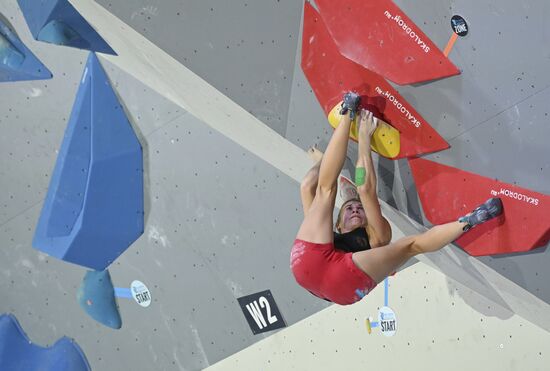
[300,147,323,216]
[296,101,357,244]
[352,221,467,283]
[352,197,503,282]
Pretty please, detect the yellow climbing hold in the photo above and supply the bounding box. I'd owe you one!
[365,317,372,334]
[328,101,401,159]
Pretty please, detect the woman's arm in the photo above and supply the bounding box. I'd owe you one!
[356,110,392,247]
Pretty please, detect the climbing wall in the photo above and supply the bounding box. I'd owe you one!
[0,0,549,370]
[286,0,550,302]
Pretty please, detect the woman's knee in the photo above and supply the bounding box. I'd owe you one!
[301,171,318,191]
[397,235,422,256]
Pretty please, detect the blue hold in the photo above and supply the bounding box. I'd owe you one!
[0,19,52,82]
[39,20,86,48]
[33,52,144,270]
[17,0,116,54]
[77,270,122,329]
[0,32,24,68]
[0,313,90,371]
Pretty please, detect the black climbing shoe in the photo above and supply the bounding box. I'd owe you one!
[458,197,503,231]
[339,91,361,119]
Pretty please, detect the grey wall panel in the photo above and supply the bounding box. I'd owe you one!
[393,0,550,140]
[422,86,550,193]
[285,67,331,150]
[478,248,550,306]
[0,0,88,226]
[0,208,94,346]
[0,32,330,369]
[95,0,304,137]
[102,59,188,138]
[377,159,427,226]
[285,2,328,150]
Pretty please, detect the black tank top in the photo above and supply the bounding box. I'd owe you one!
[333,227,371,253]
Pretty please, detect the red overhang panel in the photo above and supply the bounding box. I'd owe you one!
[409,157,550,256]
[301,3,449,158]
[315,0,460,85]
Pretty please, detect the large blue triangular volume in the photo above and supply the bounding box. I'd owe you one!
[17,0,116,55]
[0,314,91,371]
[77,270,122,329]
[0,19,52,82]
[33,52,144,270]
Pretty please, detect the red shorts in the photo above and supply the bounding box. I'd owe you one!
[290,239,377,305]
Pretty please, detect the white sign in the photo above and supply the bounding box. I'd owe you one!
[131,280,151,307]
[378,306,397,337]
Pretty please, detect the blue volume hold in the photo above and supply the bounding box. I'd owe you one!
[17,0,116,54]
[39,20,85,48]
[0,314,90,371]
[77,270,122,329]
[0,19,52,82]
[0,32,24,68]
[33,52,144,270]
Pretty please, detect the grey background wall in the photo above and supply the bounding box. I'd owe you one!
[0,0,549,370]
[1,1,330,369]
[96,0,304,137]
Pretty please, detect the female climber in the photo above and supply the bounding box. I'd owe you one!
[290,92,503,305]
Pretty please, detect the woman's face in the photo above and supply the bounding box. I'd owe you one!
[339,200,366,233]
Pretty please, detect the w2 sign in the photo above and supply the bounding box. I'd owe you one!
[237,290,286,335]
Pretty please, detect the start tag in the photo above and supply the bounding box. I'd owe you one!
[131,280,151,307]
[378,306,397,337]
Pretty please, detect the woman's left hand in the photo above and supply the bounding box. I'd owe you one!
[358,109,379,138]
